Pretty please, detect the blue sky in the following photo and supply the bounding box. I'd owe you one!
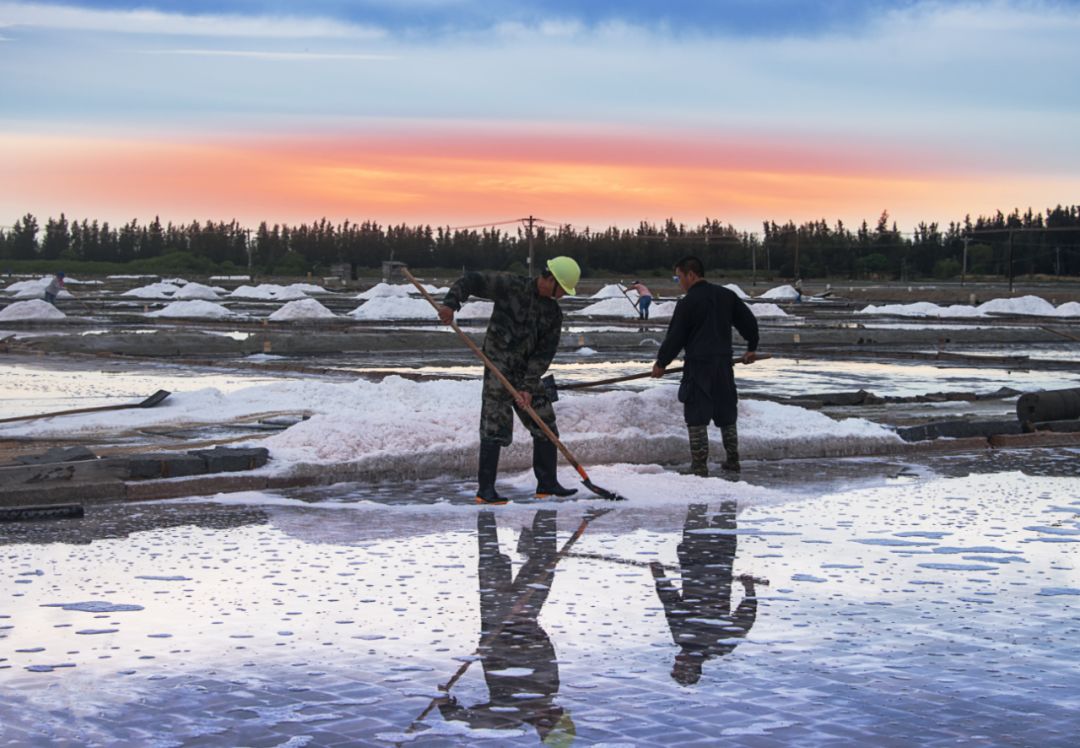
[4,1,939,35]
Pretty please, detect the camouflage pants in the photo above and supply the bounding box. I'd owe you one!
[480,367,558,446]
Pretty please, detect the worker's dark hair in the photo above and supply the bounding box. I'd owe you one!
[540,268,554,279]
[674,256,705,277]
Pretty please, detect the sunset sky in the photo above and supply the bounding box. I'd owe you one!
[2,0,1078,234]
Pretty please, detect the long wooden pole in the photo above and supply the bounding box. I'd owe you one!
[558,354,772,391]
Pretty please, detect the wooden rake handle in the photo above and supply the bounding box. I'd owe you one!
[399,267,593,482]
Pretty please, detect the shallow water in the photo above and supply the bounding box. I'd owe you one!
[2,467,1077,746]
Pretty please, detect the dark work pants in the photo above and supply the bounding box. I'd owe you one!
[678,360,738,428]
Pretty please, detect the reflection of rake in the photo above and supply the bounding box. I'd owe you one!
[400,508,612,742]
[566,550,770,586]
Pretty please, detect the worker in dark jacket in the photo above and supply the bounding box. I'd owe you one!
[438,258,581,504]
[652,256,759,475]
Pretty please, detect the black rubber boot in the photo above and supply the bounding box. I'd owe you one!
[476,440,508,505]
[720,424,740,472]
[533,438,578,498]
[688,425,709,477]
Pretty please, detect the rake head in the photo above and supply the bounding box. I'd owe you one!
[582,478,627,502]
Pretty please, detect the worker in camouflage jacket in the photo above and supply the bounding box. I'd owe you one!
[438,257,581,504]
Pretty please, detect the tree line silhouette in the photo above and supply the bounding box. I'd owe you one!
[2,205,1078,279]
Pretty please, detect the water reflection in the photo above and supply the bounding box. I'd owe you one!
[439,510,574,743]
[651,501,759,685]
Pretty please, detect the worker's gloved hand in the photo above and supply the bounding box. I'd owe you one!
[437,304,455,325]
[651,364,665,378]
[514,390,533,409]
[741,351,758,365]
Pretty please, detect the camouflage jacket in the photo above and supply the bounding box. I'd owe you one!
[442,271,562,393]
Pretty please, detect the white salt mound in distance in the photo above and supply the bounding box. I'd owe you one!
[0,299,67,321]
[173,282,221,300]
[749,303,788,318]
[857,302,985,318]
[229,284,308,300]
[648,301,677,319]
[357,282,441,300]
[289,283,329,295]
[572,298,640,317]
[977,295,1057,316]
[230,282,308,300]
[122,283,182,299]
[349,296,437,320]
[1055,301,1080,317]
[457,301,494,320]
[146,300,234,318]
[724,283,749,298]
[274,285,309,301]
[269,298,336,321]
[590,284,639,300]
[758,284,799,300]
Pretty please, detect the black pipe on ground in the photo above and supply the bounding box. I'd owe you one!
[1017,388,1080,431]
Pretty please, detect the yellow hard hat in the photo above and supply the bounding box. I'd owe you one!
[541,711,576,747]
[546,256,580,296]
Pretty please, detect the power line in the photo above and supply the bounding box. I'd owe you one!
[444,219,525,231]
[444,216,569,232]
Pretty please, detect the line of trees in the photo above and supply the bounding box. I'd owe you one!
[2,206,1079,279]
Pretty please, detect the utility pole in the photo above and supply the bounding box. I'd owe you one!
[524,215,536,277]
[793,230,800,280]
[961,236,969,286]
[751,243,757,287]
[1007,230,1014,294]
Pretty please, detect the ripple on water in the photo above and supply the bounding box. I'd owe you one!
[917,563,998,571]
[41,602,144,613]
[1037,587,1080,596]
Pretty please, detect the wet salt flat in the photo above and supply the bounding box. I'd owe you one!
[5,353,1077,422]
[0,363,295,420]
[2,462,1078,746]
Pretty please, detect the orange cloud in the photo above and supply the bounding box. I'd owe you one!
[2,126,1072,232]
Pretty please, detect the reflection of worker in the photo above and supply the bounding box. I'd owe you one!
[44,271,65,305]
[650,502,758,685]
[438,259,581,504]
[439,510,574,744]
[626,280,653,320]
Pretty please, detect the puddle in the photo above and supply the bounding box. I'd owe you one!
[1,469,1077,745]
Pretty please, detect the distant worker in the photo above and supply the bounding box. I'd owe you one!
[43,271,65,306]
[626,280,653,320]
[438,258,581,504]
[794,278,803,303]
[652,256,759,475]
